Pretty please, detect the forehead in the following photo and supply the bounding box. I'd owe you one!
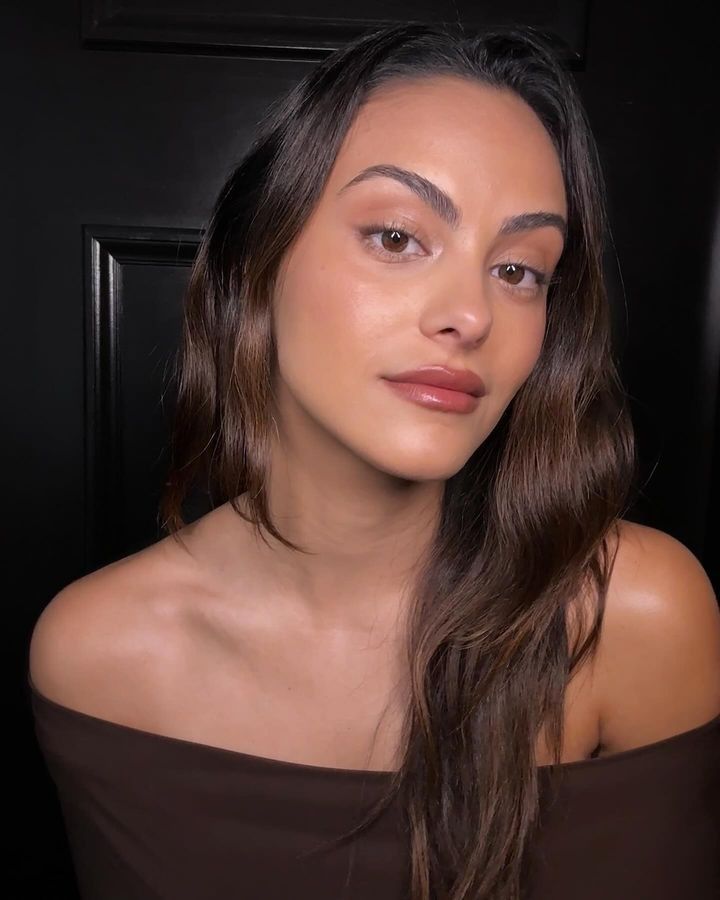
[328,76,566,219]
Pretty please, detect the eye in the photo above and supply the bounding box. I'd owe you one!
[358,221,425,262]
[491,261,550,295]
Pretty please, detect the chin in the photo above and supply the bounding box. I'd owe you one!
[367,447,475,483]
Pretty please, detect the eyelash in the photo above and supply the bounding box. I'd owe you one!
[358,219,555,294]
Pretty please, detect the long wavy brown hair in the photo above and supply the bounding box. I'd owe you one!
[158,22,639,900]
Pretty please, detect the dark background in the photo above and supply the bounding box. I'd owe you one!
[5,1,719,895]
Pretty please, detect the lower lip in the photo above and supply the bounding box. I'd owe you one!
[383,380,480,413]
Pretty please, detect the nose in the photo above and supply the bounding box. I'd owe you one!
[418,265,494,350]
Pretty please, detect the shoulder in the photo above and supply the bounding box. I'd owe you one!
[595,519,720,753]
[29,535,200,726]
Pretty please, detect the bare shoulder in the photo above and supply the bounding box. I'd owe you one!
[595,519,720,753]
[29,534,199,727]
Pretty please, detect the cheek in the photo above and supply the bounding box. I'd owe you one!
[522,302,547,363]
[498,302,547,395]
[273,249,385,394]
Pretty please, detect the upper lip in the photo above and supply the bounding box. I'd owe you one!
[384,365,486,397]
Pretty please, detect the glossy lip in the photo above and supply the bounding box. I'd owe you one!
[383,380,480,413]
[382,365,486,397]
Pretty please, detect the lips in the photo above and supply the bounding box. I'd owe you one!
[383,365,486,397]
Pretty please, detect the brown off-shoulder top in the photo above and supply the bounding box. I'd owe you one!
[29,678,720,899]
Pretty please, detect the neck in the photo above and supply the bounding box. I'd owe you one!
[250,474,441,634]
[202,399,445,639]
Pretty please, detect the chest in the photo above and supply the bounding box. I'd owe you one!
[155,619,600,771]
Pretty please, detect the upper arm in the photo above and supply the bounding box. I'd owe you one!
[595,522,720,753]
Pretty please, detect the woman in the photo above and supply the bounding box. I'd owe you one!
[29,22,720,900]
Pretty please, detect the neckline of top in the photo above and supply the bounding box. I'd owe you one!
[28,676,720,779]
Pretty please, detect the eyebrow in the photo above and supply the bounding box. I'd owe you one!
[337,163,567,242]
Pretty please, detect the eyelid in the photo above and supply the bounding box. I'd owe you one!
[358,216,428,245]
[490,259,552,295]
[491,260,549,290]
[357,219,428,263]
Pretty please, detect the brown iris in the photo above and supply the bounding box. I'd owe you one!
[501,263,525,284]
[380,229,409,252]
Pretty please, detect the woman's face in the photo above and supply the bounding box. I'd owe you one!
[271,76,567,482]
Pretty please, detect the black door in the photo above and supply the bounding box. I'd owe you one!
[7,1,718,895]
